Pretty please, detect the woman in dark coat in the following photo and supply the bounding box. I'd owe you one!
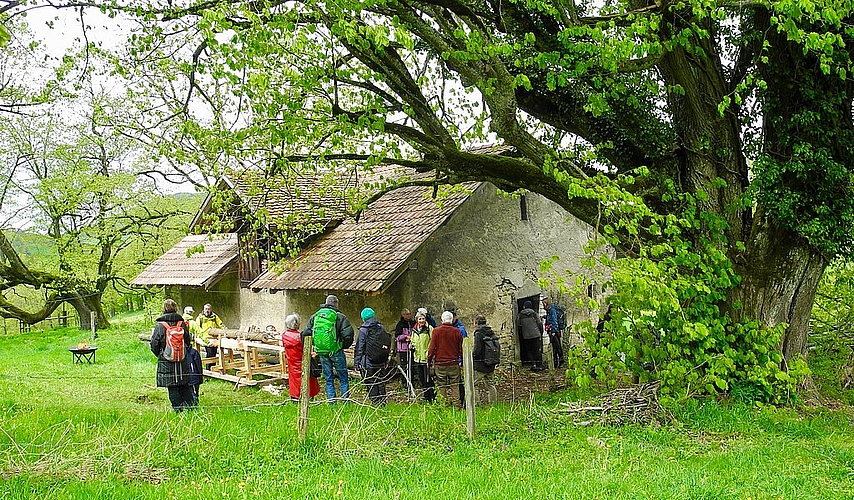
[150,298,195,411]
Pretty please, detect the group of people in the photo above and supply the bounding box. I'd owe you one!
[349,299,500,408]
[517,295,565,371]
[283,295,501,408]
[152,294,571,411]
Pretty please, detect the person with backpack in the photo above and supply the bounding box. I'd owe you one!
[301,294,355,402]
[354,307,392,405]
[150,298,195,412]
[517,300,544,371]
[543,296,565,368]
[472,314,499,404]
[410,311,435,402]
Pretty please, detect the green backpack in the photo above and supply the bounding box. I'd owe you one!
[312,308,341,354]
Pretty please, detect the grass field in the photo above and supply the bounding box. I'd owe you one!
[1,318,852,499]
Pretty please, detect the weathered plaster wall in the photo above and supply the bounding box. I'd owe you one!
[175,270,241,328]
[237,288,288,331]
[281,290,400,334]
[395,183,603,360]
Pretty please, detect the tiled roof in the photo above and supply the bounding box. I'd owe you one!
[250,181,480,293]
[131,234,239,288]
[230,170,352,225]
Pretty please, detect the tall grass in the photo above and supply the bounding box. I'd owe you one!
[0,319,852,499]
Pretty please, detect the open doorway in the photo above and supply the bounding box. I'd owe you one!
[513,293,541,366]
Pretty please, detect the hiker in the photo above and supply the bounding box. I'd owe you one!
[416,307,437,328]
[187,343,203,406]
[302,294,355,402]
[182,306,197,332]
[517,300,544,371]
[472,314,499,404]
[410,311,435,402]
[427,311,463,408]
[281,313,320,400]
[543,296,565,368]
[196,303,223,361]
[150,298,195,412]
[394,308,416,395]
[444,300,468,405]
[354,307,392,405]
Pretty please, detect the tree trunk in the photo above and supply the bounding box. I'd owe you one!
[67,293,110,331]
[731,220,828,367]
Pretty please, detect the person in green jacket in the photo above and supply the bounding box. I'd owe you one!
[410,312,435,402]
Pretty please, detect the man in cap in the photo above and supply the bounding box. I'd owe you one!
[195,303,223,367]
[354,307,391,405]
[542,296,565,368]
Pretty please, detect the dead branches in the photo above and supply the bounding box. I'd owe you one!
[555,381,672,426]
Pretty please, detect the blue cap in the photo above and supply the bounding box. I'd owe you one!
[361,307,375,321]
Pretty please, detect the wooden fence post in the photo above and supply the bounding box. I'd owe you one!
[463,337,476,438]
[90,311,97,340]
[298,336,312,441]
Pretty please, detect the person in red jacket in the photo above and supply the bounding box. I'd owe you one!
[427,311,463,408]
[281,313,320,400]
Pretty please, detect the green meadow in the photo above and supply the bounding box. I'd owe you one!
[1,317,852,499]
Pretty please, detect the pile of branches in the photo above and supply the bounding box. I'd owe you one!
[555,381,672,426]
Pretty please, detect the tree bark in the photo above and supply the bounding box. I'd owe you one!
[732,220,828,366]
[67,294,110,331]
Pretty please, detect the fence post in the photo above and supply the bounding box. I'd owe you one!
[298,335,312,441]
[90,311,97,340]
[463,337,476,438]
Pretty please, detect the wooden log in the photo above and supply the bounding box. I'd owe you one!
[208,328,275,342]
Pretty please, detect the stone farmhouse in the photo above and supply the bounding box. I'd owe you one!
[132,152,605,364]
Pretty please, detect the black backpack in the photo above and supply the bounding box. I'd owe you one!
[555,303,568,332]
[482,335,501,366]
[365,323,392,365]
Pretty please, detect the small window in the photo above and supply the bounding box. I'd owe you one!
[520,194,528,221]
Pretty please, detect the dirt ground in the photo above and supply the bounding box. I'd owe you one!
[366,358,568,405]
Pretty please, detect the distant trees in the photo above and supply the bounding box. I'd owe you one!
[0,41,196,330]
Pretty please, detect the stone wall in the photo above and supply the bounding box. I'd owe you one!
[173,269,241,327]
[394,183,604,362]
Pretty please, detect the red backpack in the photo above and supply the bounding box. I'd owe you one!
[159,320,186,362]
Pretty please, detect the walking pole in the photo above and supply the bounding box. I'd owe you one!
[406,350,415,399]
[396,363,417,397]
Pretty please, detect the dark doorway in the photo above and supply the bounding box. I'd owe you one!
[514,293,541,365]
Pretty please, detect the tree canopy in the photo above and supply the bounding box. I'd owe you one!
[5,0,854,397]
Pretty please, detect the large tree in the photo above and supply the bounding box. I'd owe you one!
[0,77,192,329]
[13,0,853,392]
